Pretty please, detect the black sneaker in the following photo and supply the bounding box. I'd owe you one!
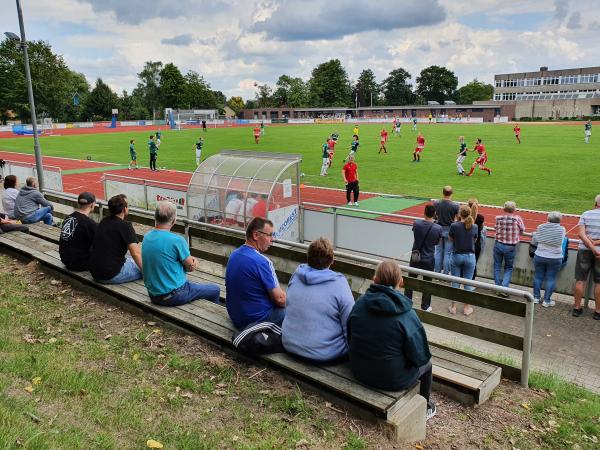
[572,308,584,317]
[426,402,437,421]
[593,311,600,320]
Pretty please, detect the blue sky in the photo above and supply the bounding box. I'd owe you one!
[1,0,599,99]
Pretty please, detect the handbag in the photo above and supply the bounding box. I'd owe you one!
[528,242,537,258]
[410,223,434,265]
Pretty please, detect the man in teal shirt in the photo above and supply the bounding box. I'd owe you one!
[142,201,220,306]
[148,135,158,171]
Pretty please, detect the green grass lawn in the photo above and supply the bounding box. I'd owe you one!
[0,122,596,213]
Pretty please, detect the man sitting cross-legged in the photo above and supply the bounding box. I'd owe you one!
[225,217,286,329]
[142,201,220,306]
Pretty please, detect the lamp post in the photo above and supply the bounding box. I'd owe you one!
[5,0,44,190]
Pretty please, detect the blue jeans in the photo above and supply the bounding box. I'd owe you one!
[533,255,562,302]
[150,280,221,306]
[21,206,53,225]
[493,242,516,287]
[450,253,476,291]
[434,227,453,274]
[98,257,142,284]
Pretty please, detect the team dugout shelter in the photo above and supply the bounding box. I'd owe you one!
[187,150,302,241]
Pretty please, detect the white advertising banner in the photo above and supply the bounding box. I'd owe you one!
[288,119,315,124]
[104,179,147,208]
[146,185,188,217]
[187,191,220,222]
[269,204,300,242]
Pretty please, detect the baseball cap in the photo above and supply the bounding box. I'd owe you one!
[77,192,96,205]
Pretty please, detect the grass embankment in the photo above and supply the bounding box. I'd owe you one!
[0,122,596,213]
[0,253,599,449]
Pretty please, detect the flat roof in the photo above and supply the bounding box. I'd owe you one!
[292,104,498,112]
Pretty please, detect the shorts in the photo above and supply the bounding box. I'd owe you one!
[415,146,424,153]
[585,130,591,137]
[476,155,488,165]
[130,153,136,161]
[575,249,600,283]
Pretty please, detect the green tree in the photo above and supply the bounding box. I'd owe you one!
[227,96,245,115]
[272,75,308,107]
[159,63,185,109]
[456,79,493,104]
[0,38,90,123]
[415,65,458,104]
[136,61,163,119]
[254,83,274,108]
[354,69,380,107]
[82,78,119,121]
[308,59,352,107]
[212,90,227,111]
[381,68,415,106]
[181,71,216,109]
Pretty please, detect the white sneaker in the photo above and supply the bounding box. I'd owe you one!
[542,300,556,308]
[347,202,353,206]
[353,202,359,206]
[422,306,433,312]
[533,298,540,304]
[426,402,437,421]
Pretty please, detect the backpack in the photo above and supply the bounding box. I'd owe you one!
[232,322,284,356]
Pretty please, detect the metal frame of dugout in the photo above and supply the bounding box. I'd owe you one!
[187,150,302,241]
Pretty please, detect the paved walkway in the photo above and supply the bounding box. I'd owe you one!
[421,285,600,393]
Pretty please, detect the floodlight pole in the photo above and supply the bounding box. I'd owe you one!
[15,0,45,190]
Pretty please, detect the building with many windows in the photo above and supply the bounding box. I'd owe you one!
[492,66,600,118]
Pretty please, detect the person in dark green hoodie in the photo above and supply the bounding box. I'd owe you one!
[348,260,436,420]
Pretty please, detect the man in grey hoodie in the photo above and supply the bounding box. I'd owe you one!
[14,177,54,225]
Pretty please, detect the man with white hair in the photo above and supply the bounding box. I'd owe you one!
[493,201,525,295]
[142,200,220,306]
[572,194,600,319]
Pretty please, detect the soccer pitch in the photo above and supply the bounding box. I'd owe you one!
[0,122,595,213]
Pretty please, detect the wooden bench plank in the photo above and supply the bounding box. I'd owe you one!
[432,366,482,391]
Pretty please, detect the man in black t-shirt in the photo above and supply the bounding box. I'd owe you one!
[405,204,443,311]
[89,194,142,284]
[433,186,459,274]
[59,192,97,271]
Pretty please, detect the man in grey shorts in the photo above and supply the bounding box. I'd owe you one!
[572,194,600,319]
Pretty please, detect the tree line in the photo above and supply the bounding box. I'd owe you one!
[0,38,493,124]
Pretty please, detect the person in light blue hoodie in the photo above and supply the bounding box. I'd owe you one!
[282,237,355,363]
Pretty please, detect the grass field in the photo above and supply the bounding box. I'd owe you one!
[0,122,596,213]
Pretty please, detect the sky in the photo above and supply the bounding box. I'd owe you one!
[1,0,599,100]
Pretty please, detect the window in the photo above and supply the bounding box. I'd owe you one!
[494,94,501,100]
[495,80,503,88]
[470,108,483,112]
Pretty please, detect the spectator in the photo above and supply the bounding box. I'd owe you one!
[573,194,600,319]
[244,193,259,223]
[225,217,286,329]
[342,154,359,206]
[13,177,54,225]
[405,204,443,312]
[2,175,19,219]
[142,201,220,306]
[348,260,436,421]
[468,199,486,279]
[0,212,29,234]
[224,192,244,225]
[433,186,459,274]
[531,211,566,307]
[493,201,525,295]
[89,194,142,284]
[281,237,354,363]
[252,194,269,218]
[448,205,478,316]
[58,192,97,271]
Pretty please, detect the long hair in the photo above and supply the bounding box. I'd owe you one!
[467,198,479,222]
[458,204,474,229]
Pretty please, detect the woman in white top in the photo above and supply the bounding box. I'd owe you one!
[2,175,19,219]
[532,211,566,307]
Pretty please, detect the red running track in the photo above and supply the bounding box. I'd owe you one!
[0,151,580,240]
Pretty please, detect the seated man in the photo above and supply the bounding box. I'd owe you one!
[13,177,54,225]
[89,194,142,284]
[142,201,220,306]
[2,175,19,219]
[59,192,97,271]
[224,192,244,225]
[0,212,29,234]
[225,217,286,328]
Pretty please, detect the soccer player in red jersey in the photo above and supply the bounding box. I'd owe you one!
[413,132,425,162]
[378,128,389,154]
[342,155,359,206]
[513,123,521,144]
[466,138,492,176]
[253,126,260,144]
[327,135,337,167]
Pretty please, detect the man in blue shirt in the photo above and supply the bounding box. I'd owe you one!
[225,217,286,328]
[142,201,220,306]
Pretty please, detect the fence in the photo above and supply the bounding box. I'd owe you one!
[0,160,63,192]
